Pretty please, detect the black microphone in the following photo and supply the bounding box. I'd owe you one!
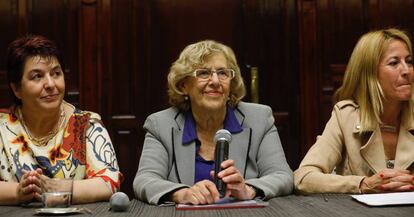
[109,192,130,212]
[213,129,232,197]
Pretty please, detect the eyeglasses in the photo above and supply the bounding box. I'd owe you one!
[193,68,235,81]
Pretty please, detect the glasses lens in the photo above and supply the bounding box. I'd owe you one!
[194,69,234,80]
[195,69,210,79]
[216,69,232,80]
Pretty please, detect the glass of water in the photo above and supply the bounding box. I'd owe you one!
[41,178,73,208]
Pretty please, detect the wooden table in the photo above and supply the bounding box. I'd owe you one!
[1,194,413,217]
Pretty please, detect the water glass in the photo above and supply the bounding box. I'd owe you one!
[41,178,73,208]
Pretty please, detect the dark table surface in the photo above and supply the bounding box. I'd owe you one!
[2,194,413,217]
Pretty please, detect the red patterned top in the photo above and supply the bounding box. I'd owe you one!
[0,102,123,193]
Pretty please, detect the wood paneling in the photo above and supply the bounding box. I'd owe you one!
[2,0,414,198]
[79,1,99,112]
[298,0,318,154]
[0,0,18,108]
[317,0,365,139]
[110,116,143,197]
[109,0,141,196]
[368,0,414,29]
[298,0,414,159]
[111,0,300,195]
[132,0,300,169]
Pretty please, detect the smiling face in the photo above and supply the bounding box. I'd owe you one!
[378,39,414,104]
[12,56,65,113]
[181,52,231,114]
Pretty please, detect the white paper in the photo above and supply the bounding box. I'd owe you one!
[351,192,414,206]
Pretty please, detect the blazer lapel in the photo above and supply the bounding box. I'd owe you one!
[360,128,385,173]
[229,128,250,177]
[359,107,414,171]
[172,128,195,186]
[395,130,414,169]
[231,106,250,177]
[395,108,414,169]
[171,112,196,186]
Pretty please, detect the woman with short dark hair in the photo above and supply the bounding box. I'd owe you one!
[0,35,123,205]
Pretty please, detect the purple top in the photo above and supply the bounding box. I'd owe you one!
[182,106,243,183]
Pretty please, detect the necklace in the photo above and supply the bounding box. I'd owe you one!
[17,106,66,146]
[380,124,397,133]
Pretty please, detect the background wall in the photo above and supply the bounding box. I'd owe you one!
[0,0,413,197]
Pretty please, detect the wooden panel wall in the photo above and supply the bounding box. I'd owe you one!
[298,0,414,153]
[109,0,142,199]
[1,0,414,198]
[0,0,18,108]
[116,0,299,196]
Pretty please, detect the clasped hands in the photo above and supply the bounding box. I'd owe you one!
[172,159,257,205]
[16,169,43,204]
[360,169,414,193]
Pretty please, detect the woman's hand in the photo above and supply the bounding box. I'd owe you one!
[16,169,43,204]
[360,169,414,193]
[215,159,256,200]
[171,180,220,205]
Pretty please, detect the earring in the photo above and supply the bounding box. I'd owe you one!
[184,95,189,101]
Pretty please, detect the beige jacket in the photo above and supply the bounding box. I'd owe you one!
[294,100,414,194]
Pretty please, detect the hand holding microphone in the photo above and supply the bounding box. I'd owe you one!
[213,129,231,198]
[213,129,256,200]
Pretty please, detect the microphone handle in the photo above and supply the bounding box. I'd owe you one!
[214,140,229,197]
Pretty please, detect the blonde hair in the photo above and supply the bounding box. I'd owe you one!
[334,28,413,131]
[167,40,246,111]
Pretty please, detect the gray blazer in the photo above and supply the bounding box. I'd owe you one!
[133,101,293,204]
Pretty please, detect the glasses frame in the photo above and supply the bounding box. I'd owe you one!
[192,68,235,81]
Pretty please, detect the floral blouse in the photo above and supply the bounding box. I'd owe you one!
[0,103,123,193]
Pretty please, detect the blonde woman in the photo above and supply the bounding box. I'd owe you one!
[295,28,414,194]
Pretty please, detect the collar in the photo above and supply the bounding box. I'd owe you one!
[182,106,243,144]
[353,104,414,134]
[359,105,414,171]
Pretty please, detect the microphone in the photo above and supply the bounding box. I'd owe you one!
[213,129,232,197]
[109,192,130,212]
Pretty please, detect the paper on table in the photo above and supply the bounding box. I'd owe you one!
[176,198,268,210]
[351,192,414,206]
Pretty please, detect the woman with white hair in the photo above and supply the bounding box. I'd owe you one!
[134,40,293,205]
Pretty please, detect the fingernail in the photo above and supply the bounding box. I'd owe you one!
[410,186,414,190]
[379,173,384,178]
[379,185,385,191]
